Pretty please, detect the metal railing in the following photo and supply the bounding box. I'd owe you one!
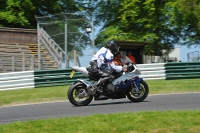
[0,53,35,72]
[39,28,64,68]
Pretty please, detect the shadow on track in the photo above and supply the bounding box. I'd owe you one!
[71,100,150,107]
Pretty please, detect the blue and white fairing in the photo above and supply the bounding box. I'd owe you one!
[71,63,143,90]
[112,64,143,89]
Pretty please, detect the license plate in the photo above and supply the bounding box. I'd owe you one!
[69,70,75,78]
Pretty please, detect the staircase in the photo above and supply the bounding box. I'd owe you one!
[39,28,64,69]
[0,27,65,73]
[0,43,58,73]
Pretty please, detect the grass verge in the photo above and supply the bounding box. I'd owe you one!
[0,78,200,107]
[0,110,200,133]
[0,79,200,132]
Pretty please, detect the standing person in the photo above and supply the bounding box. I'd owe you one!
[114,52,126,66]
[87,40,127,99]
[127,51,136,64]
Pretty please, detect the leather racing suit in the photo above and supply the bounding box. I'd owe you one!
[88,47,123,85]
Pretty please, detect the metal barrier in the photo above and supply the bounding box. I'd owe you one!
[0,71,34,90]
[165,62,200,79]
[137,63,166,80]
[0,62,200,90]
[34,69,88,88]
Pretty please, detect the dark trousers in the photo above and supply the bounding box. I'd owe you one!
[88,60,115,85]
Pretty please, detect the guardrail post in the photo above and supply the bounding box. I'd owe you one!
[31,55,34,70]
[74,50,77,66]
[22,52,25,71]
[12,56,15,72]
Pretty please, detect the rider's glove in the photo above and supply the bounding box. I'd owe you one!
[122,65,127,72]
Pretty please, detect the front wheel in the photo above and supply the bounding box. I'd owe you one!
[68,81,93,106]
[126,80,149,102]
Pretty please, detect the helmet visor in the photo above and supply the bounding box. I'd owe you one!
[114,46,120,55]
[116,45,120,52]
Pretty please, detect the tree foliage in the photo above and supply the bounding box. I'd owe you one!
[0,0,79,28]
[94,0,183,55]
[1,0,200,56]
[0,0,91,61]
[93,0,200,55]
[172,0,200,47]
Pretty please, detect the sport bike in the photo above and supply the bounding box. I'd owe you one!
[68,62,149,106]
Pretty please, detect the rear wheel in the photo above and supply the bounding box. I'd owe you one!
[126,80,149,102]
[68,82,93,106]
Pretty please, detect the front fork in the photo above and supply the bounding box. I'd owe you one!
[133,77,143,92]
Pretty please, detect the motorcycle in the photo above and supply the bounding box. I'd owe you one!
[67,62,149,106]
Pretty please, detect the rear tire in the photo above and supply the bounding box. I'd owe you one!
[126,80,149,102]
[68,82,93,106]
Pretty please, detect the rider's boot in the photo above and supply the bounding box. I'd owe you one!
[94,92,108,100]
[96,95,108,100]
[87,83,101,95]
[93,82,108,100]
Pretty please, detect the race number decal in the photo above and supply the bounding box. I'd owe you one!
[69,70,75,78]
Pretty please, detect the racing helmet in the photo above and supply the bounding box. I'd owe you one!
[106,40,120,55]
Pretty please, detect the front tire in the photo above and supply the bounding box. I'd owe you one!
[68,81,93,106]
[126,80,149,102]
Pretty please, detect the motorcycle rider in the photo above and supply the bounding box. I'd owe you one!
[87,40,127,99]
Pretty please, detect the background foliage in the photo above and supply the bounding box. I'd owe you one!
[0,0,79,28]
[0,0,200,56]
[92,0,200,55]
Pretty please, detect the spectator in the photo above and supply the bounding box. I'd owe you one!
[127,51,136,64]
[114,52,126,66]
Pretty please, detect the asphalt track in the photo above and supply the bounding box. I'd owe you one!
[0,92,200,124]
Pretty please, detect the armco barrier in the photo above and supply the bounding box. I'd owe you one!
[34,69,88,88]
[137,63,166,80]
[0,71,34,90]
[165,62,200,79]
[0,62,200,90]
[138,62,200,80]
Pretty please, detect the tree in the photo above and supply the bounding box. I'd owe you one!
[93,0,184,56]
[171,0,200,47]
[0,0,92,64]
[0,0,79,28]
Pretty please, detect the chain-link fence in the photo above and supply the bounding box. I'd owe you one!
[35,10,95,68]
[187,51,200,62]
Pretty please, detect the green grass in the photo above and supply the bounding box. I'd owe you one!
[146,78,200,94]
[0,78,200,107]
[0,79,200,132]
[0,86,69,107]
[0,110,200,133]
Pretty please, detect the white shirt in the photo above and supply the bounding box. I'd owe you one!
[90,47,122,72]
